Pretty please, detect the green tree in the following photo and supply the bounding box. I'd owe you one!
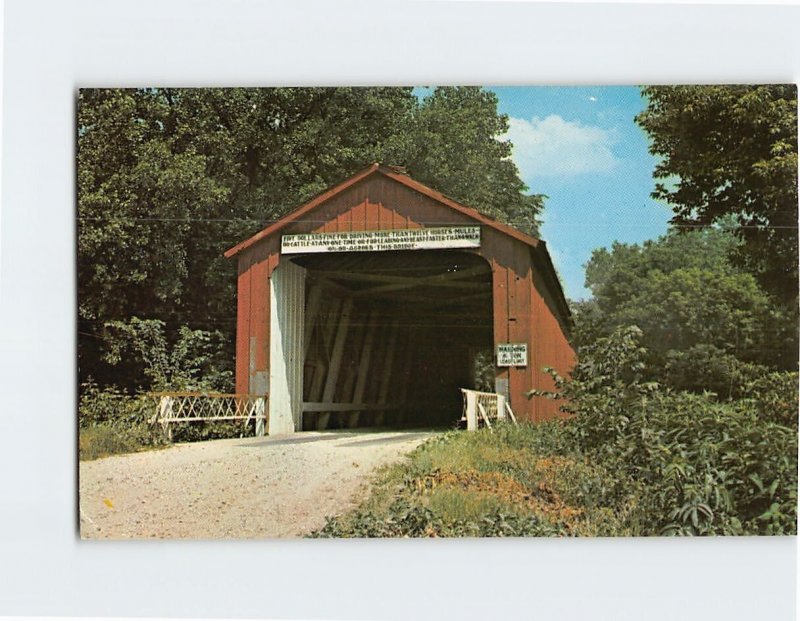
[77,89,230,322]
[635,85,798,303]
[78,87,419,389]
[577,228,796,394]
[406,87,544,236]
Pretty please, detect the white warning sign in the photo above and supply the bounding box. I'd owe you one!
[281,226,481,254]
[497,343,528,367]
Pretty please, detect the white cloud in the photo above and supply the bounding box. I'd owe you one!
[504,114,619,179]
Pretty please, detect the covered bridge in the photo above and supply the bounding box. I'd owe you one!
[225,164,575,434]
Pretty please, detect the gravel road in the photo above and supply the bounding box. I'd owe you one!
[79,429,435,539]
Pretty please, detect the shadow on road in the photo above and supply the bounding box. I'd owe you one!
[238,429,440,449]
[237,432,359,448]
[336,432,436,448]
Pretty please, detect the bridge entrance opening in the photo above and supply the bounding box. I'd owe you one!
[289,250,493,430]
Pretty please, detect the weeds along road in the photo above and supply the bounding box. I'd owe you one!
[79,430,436,539]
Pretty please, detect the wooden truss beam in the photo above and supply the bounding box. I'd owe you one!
[375,320,401,426]
[303,283,323,361]
[349,308,379,428]
[317,297,354,430]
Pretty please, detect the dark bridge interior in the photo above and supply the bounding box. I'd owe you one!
[292,250,494,430]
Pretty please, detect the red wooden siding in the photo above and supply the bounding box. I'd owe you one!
[277,178,476,238]
[479,226,573,421]
[529,256,576,420]
[235,263,251,396]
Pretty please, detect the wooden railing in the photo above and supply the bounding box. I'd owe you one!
[460,388,518,431]
[148,392,267,440]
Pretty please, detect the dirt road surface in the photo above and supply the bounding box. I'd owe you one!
[79,430,435,539]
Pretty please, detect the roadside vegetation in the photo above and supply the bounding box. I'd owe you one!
[78,380,164,460]
[78,378,254,460]
[313,327,798,537]
[78,319,243,460]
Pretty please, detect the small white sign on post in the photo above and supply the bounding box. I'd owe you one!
[497,343,528,367]
[281,226,481,254]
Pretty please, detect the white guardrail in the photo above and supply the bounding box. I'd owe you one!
[460,388,517,431]
[149,392,267,440]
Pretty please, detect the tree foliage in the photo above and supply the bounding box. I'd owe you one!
[406,87,544,236]
[576,228,797,394]
[77,87,541,390]
[102,318,232,392]
[635,85,798,303]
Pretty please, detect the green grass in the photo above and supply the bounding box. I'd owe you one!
[311,423,638,538]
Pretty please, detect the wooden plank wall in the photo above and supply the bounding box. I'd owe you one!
[476,227,574,421]
[279,176,469,238]
[529,258,576,420]
[235,237,279,396]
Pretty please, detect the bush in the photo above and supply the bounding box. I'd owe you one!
[79,423,152,460]
[102,318,233,392]
[542,326,798,535]
[78,378,257,458]
[663,344,769,399]
[79,379,166,459]
[79,378,145,426]
[313,325,797,538]
[740,370,799,427]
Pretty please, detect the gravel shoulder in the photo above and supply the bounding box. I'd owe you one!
[79,429,436,539]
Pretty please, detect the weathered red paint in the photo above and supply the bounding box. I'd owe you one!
[227,164,575,422]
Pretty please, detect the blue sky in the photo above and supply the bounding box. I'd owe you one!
[488,86,673,300]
